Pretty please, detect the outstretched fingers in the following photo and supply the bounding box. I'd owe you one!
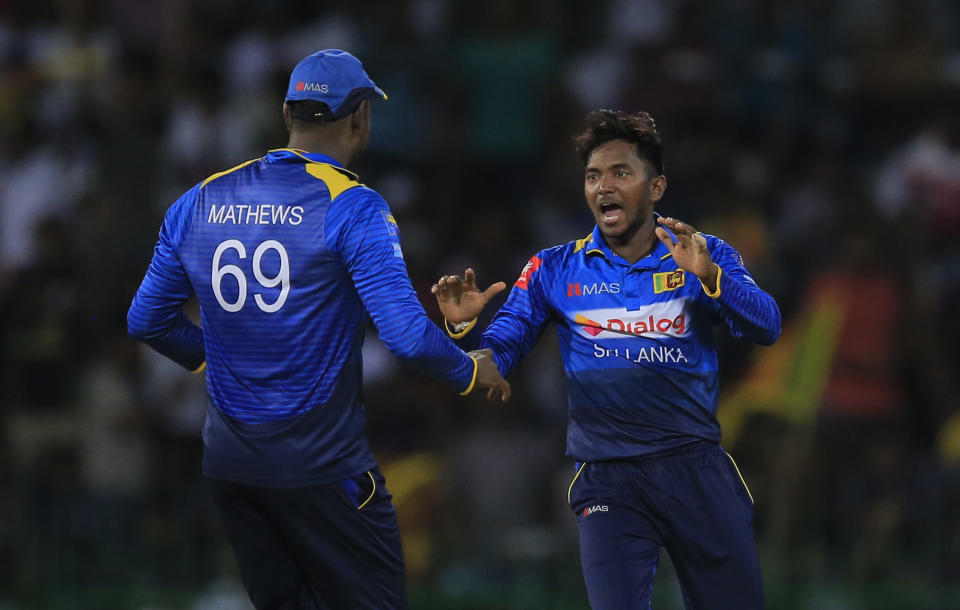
[481,281,507,302]
[656,217,703,250]
[463,268,506,303]
[657,216,695,234]
[445,275,463,293]
[432,274,463,301]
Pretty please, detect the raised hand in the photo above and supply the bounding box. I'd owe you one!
[431,268,506,323]
[470,349,511,402]
[655,217,718,288]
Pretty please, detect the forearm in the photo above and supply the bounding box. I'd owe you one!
[387,307,476,392]
[479,306,547,377]
[127,306,205,371]
[442,309,541,378]
[445,274,551,378]
[358,271,475,393]
[127,245,205,371]
[334,190,477,393]
[705,265,781,345]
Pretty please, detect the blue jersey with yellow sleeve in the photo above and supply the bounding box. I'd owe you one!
[128,149,476,486]
[464,222,780,461]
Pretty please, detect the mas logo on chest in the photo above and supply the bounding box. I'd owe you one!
[566,281,620,297]
[565,268,686,299]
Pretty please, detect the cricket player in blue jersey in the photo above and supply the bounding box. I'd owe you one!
[127,49,510,610]
[433,109,781,609]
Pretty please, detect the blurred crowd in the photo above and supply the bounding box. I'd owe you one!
[1,0,959,608]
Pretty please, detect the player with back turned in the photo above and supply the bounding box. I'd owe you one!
[127,49,510,610]
[433,109,781,609]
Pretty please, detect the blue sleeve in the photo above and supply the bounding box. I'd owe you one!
[478,253,553,377]
[329,189,476,393]
[702,237,781,345]
[127,186,205,371]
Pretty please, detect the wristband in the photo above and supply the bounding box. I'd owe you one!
[445,318,477,338]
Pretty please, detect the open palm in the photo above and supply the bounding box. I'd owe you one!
[655,216,716,280]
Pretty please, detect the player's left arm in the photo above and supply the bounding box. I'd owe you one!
[656,216,781,345]
[333,190,485,394]
[127,189,206,371]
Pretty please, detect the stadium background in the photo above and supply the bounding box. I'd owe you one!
[1,0,959,608]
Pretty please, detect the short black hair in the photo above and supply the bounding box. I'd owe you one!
[286,99,336,124]
[286,87,378,124]
[573,109,665,175]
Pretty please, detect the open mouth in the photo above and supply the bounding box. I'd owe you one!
[598,201,623,224]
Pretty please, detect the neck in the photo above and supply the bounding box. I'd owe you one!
[607,215,658,264]
[285,133,353,167]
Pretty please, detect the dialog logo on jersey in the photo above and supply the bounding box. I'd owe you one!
[575,315,605,337]
[653,269,685,293]
[514,255,542,290]
[567,282,620,297]
[573,301,688,339]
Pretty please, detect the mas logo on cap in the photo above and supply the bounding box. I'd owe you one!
[285,49,387,120]
[296,82,329,93]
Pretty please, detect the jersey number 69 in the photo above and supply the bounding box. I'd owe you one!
[212,239,290,313]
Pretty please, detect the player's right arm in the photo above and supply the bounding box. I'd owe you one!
[127,186,205,372]
[434,254,553,378]
[330,189,509,401]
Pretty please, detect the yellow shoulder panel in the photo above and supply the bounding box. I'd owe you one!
[199,158,260,189]
[573,232,594,253]
[306,163,361,200]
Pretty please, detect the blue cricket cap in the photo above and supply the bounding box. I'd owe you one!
[285,49,387,122]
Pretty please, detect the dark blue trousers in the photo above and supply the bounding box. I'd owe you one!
[208,466,406,610]
[568,442,764,609]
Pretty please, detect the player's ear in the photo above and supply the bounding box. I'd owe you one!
[351,99,370,134]
[282,102,293,132]
[650,174,667,202]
